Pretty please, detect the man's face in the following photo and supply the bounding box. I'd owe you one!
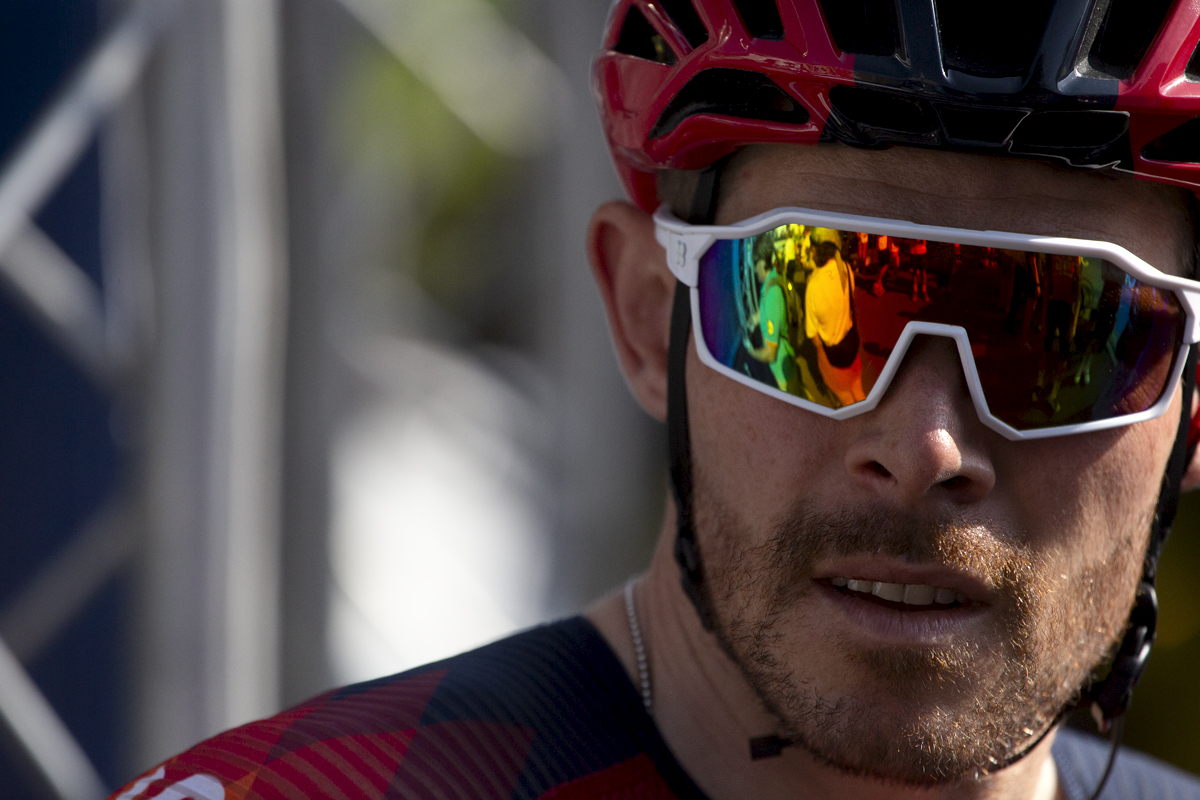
[688,145,1193,784]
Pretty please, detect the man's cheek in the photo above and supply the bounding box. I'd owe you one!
[1038,454,1155,606]
[1000,439,1149,564]
[697,387,842,506]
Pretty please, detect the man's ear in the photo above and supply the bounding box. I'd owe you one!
[587,200,676,422]
[1182,389,1200,491]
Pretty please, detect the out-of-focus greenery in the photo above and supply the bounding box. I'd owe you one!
[1124,490,1200,773]
[336,0,524,328]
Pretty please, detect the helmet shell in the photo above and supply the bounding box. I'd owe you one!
[594,0,1200,211]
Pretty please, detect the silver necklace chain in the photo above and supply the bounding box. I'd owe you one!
[624,577,652,712]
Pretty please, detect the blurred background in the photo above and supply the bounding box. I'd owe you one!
[0,0,1194,797]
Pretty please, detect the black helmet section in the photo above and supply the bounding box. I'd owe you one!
[822,85,1135,170]
[812,0,1187,172]
[834,0,1177,92]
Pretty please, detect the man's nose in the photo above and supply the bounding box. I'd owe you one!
[843,336,996,506]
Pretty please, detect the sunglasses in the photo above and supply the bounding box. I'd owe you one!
[655,207,1200,440]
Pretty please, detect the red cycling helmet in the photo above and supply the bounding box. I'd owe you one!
[594,0,1200,214]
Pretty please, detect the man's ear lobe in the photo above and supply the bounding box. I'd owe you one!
[587,200,676,422]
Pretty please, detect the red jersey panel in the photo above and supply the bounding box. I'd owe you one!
[109,619,705,800]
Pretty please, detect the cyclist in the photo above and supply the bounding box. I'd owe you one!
[111,3,1200,799]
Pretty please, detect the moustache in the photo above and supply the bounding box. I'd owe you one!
[758,504,1041,607]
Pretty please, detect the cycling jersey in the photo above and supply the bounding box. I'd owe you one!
[109,617,1200,800]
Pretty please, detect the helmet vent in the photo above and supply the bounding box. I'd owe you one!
[1185,41,1200,82]
[1085,0,1173,80]
[934,0,1054,78]
[1142,119,1200,164]
[614,6,678,65]
[731,0,785,40]
[1009,110,1131,165]
[828,86,938,144]
[659,0,710,50]
[817,0,898,57]
[650,69,809,139]
[933,103,1029,147]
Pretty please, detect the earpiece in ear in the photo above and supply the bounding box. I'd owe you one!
[1089,582,1157,731]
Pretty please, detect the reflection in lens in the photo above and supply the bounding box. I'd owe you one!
[697,223,1184,430]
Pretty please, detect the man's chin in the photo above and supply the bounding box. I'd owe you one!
[780,691,1051,785]
[757,649,1064,785]
[696,497,1128,784]
[719,612,1054,781]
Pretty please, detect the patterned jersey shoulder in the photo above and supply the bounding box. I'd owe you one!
[108,617,708,800]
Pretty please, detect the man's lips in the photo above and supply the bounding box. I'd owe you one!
[829,577,965,607]
[813,560,994,644]
[813,559,992,605]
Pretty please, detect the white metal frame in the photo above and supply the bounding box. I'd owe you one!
[0,0,289,791]
[655,206,1200,441]
[0,2,179,796]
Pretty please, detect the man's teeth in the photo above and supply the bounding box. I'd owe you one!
[830,576,966,606]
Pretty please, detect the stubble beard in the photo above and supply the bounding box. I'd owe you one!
[696,496,1140,785]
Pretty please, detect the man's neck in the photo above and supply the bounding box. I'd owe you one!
[584,510,1062,800]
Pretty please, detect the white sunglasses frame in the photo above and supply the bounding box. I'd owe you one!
[654,205,1200,441]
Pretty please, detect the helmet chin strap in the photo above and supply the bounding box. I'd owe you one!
[666,158,728,633]
[668,281,714,632]
[1087,343,1198,728]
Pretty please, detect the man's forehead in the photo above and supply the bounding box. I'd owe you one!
[712,143,1195,277]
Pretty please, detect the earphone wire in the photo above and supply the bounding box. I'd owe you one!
[1086,716,1123,800]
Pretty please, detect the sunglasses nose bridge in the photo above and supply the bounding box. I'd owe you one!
[844,322,999,501]
[866,322,986,420]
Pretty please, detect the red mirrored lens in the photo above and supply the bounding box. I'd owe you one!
[696,224,1185,430]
